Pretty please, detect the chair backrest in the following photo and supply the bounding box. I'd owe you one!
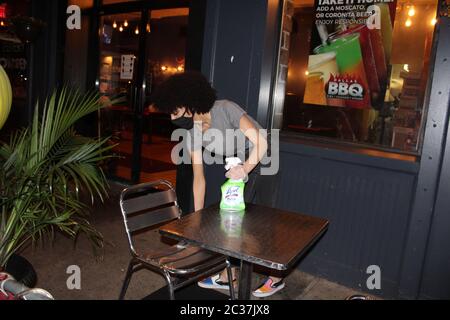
[119,180,180,256]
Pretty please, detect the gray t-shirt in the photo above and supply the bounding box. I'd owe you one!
[188,100,262,160]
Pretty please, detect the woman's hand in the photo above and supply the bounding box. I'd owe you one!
[225,165,247,181]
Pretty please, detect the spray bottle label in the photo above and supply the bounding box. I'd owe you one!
[220,157,246,211]
[220,180,245,211]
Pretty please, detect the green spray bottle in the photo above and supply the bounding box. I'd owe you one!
[220,157,246,211]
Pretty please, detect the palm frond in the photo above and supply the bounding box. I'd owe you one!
[0,87,117,267]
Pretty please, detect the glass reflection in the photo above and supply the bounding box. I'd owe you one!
[220,210,245,238]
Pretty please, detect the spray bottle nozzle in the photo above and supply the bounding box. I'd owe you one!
[224,157,242,171]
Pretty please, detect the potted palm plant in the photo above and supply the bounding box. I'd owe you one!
[0,87,116,291]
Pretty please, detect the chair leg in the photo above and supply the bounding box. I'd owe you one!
[168,282,175,300]
[163,271,175,300]
[226,260,236,300]
[119,260,136,300]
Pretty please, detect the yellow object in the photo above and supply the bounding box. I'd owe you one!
[405,18,412,28]
[304,72,327,106]
[0,65,13,130]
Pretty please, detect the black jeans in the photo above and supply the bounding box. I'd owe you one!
[244,167,280,208]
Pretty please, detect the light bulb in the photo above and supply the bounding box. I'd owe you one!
[305,70,309,76]
[177,66,184,72]
[431,17,437,26]
[113,21,117,28]
[135,27,139,35]
[124,20,128,27]
[119,25,123,32]
[405,18,412,27]
[408,7,415,17]
[161,66,167,71]
[146,23,151,33]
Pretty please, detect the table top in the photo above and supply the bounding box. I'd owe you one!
[159,203,329,270]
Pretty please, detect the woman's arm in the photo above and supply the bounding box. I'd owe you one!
[240,115,268,174]
[226,115,268,180]
[191,149,206,211]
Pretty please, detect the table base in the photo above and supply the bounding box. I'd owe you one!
[238,260,253,300]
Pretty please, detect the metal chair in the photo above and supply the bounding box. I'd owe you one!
[119,180,235,300]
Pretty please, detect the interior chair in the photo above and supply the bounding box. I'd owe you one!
[119,179,235,300]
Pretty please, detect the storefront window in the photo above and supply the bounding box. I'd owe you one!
[275,0,439,154]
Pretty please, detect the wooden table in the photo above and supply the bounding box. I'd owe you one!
[159,203,329,299]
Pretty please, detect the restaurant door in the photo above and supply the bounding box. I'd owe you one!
[97,5,189,185]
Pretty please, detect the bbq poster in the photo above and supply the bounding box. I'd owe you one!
[304,0,397,110]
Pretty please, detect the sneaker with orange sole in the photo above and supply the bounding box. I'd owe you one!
[252,277,285,298]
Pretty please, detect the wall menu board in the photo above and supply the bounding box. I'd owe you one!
[304,0,397,110]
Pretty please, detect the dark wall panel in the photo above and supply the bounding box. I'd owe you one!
[276,143,417,298]
[419,18,450,300]
[201,0,270,120]
[398,18,450,299]
[185,0,207,72]
[32,0,66,104]
[420,138,450,299]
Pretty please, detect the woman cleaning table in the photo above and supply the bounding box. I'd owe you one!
[151,71,285,298]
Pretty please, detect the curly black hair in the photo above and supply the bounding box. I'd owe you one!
[151,71,217,115]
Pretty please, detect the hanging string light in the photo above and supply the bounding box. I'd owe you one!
[113,21,117,28]
[119,25,124,32]
[405,18,412,27]
[123,20,128,27]
[135,26,139,35]
[408,6,416,17]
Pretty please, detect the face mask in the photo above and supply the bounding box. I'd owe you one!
[171,111,194,129]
